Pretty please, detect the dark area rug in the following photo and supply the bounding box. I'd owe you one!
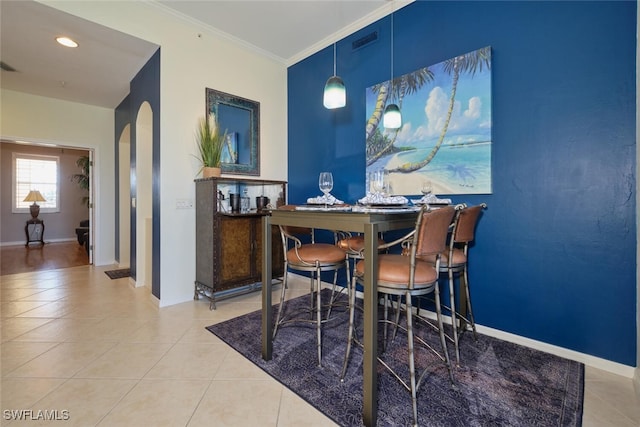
[104,268,130,279]
[206,290,584,426]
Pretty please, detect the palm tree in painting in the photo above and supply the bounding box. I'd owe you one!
[365,66,434,165]
[365,82,389,142]
[388,46,491,173]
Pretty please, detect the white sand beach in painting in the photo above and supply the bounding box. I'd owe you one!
[387,171,456,196]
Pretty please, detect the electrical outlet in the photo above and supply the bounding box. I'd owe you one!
[176,199,194,209]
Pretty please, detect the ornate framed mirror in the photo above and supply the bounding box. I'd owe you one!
[206,88,260,176]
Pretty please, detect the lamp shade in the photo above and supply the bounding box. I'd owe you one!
[383,103,402,129]
[23,190,46,203]
[323,76,346,109]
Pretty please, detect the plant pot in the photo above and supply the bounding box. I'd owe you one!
[202,167,221,178]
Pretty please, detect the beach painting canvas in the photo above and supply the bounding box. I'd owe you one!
[365,46,492,195]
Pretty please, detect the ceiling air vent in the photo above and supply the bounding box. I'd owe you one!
[0,61,17,72]
[352,30,378,51]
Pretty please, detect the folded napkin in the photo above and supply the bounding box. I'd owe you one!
[418,193,452,204]
[358,193,409,205]
[307,193,344,205]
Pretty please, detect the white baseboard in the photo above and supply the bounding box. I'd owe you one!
[1,237,76,246]
[93,259,116,267]
[1,241,27,247]
[477,324,635,378]
[321,281,636,379]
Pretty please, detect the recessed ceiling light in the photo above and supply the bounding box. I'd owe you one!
[56,36,78,48]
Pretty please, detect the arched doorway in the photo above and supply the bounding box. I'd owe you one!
[134,102,153,288]
[117,124,131,269]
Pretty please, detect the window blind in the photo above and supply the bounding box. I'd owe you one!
[15,157,58,209]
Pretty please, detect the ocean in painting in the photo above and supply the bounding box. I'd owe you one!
[370,142,491,195]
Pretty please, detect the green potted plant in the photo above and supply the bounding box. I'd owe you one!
[70,155,90,207]
[195,114,227,178]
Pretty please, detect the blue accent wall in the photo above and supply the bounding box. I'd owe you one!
[114,95,130,265]
[116,48,161,298]
[288,1,636,365]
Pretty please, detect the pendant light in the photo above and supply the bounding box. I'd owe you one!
[383,9,401,129]
[323,42,346,109]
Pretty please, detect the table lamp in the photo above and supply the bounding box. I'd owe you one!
[23,190,46,219]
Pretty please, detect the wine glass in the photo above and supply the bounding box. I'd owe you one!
[370,170,383,195]
[318,172,333,204]
[421,180,433,202]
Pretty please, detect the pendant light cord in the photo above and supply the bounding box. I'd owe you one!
[333,43,337,76]
[390,9,394,97]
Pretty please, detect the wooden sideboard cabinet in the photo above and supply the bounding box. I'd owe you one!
[194,177,286,309]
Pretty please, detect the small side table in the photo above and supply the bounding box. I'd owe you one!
[25,218,45,246]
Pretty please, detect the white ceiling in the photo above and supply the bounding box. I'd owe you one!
[155,0,395,63]
[1,0,407,109]
[0,0,159,109]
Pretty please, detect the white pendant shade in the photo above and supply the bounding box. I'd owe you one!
[383,103,402,129]
[323,76,346,109]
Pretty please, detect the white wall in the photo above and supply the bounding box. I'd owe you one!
[117,124,131,268]
[0,89,115,266]
[41,0,288,306]
[135,102,153,288]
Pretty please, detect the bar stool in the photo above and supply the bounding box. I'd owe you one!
[436,203,487,365]
[273,224,350,367]
[341,205,456,426]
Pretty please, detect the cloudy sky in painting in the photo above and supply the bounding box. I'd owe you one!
[367,51,492,149]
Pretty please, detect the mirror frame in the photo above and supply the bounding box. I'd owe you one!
[206,88,260,176]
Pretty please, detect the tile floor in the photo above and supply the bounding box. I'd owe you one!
[1,265,639,426]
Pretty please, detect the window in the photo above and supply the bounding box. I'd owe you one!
[13,153,60,213]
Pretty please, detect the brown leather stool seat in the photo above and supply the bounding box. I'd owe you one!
[355,255,438,291]
[336,235,386,256]
[287,243,346,266]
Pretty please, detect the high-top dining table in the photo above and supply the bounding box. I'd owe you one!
[261,205,420,427]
